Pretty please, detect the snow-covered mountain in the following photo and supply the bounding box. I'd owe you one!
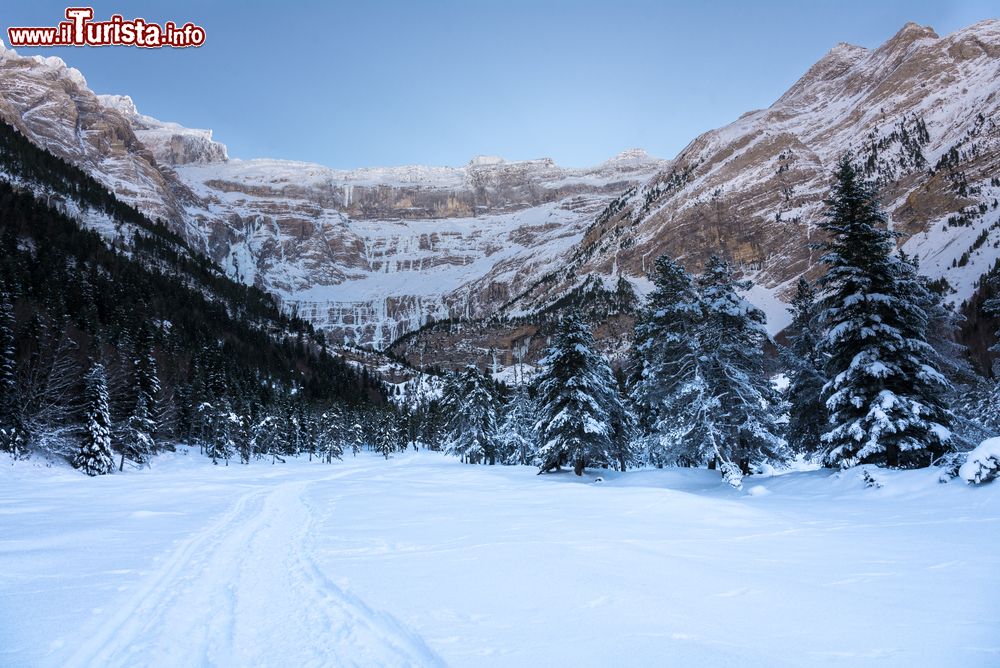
[173,149,664,347]
[1,20,998,359]
[0,41,664,348]
[520,21,1000,331]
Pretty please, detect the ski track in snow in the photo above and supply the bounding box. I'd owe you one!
[56,468,442,668]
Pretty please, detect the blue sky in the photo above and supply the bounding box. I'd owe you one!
[3,1,995,168]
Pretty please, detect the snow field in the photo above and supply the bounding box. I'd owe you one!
[1,449,998,667]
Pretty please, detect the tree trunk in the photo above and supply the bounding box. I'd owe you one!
[886,444,900,468]
[574,458,585,476]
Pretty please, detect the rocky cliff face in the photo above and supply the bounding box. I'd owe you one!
[0,45,191,228]
[173,150,664,347]
[1,21,998,366]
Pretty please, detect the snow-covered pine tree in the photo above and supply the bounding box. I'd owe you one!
[782,278,827,455]
[607,371,639,472]
[693,256,785,481]
[535,313,628,476]
[235,408,253,464]
[174,382,195,445]
[901,256,976,449]
[118,328,161,470]
[0,290,27,458]
[348,412,365,456]
[374,410,394,459]
[630,256,703,466]
[300,408,320,461]
[199,353,237,465]
[119,392,156,470]
[134,326,161,435]
[200,398,236,465]
[964,278,1000,439]
[319,406,345,463]
[817,158,951,469]
[443,365,499,464]
[0,291,16,409]
[920,277,974,387]
[249,413,281,463]
[410,397,440,450]
[496,384,537,465]
[74,362,115,476]
[272,389,300,458]
[437,370,462,452]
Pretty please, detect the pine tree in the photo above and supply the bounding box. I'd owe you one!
[496,384,537,465]
[119,393,156,470]
[817,158,951,469]
[905,257,977,448]
[965,278,1000,441]
[607,389,639,472]
[0,290,27,458]
[348,411,365,456]
[693,256,784,482]
[639,257,783,484]
[74,362,115,476]
[375,409,405,459]
[535,313,628,476]
[300,407,320,461]
[318,407,345,463]
[443,365,499,464]
[174,382,195,444]
[783,278,827,455]
[134,326,161,434]
[198,353,236,465]
[119,328,161,470]
[631,256,703,466]
[236,409,253,464]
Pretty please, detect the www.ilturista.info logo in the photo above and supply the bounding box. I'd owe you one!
[7,7,205,48]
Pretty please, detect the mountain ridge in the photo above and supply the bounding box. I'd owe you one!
[1,20,998,368]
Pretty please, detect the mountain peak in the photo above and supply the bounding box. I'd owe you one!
[607,148,652,163]
[882,21,939,53]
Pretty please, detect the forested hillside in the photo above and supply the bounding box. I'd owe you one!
[0,119,389,469]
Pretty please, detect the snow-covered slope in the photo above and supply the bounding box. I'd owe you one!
[2,449,998,667]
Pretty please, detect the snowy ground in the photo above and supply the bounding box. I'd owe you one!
[1,449,998,668]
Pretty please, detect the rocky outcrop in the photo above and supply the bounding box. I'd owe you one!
[97,94,228,166]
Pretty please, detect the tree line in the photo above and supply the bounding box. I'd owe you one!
[417,158,992,486]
